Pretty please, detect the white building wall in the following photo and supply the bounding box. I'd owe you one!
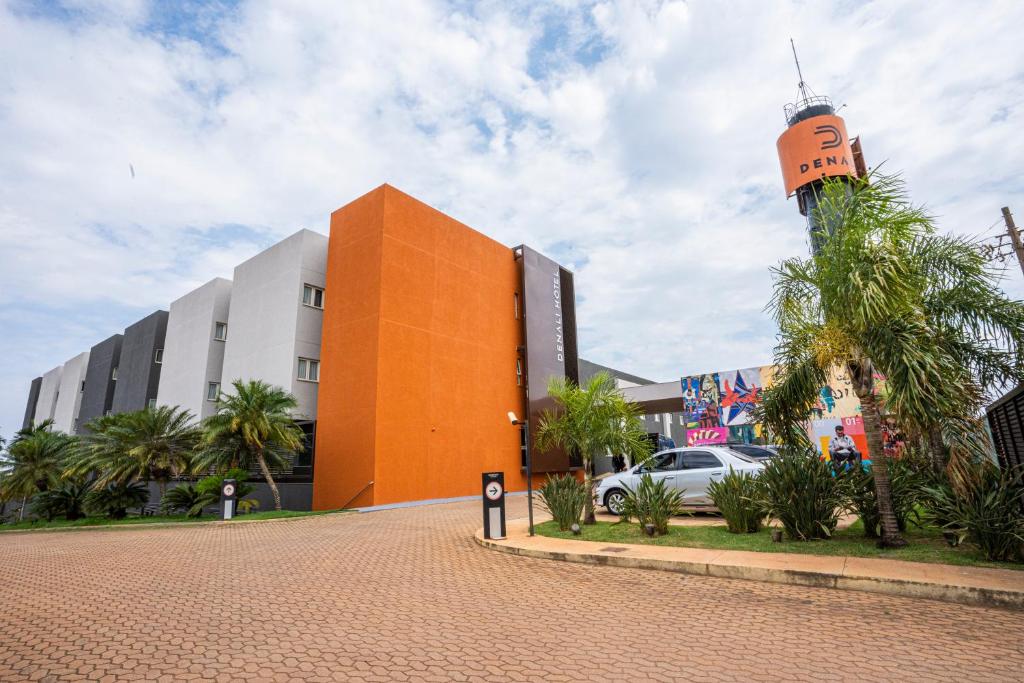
[52,351,90,434]
[221,229,328,420]
[157,278,232,422]
[34,365,63,426]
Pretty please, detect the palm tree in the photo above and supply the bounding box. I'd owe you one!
[0,425,76,520]
[762,174,1024,548]
[67,407,200,496]
[535,371,650,524]
[199,380,305,511]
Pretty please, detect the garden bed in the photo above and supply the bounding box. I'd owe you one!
[535,519,1024,572]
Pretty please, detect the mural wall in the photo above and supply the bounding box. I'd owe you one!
[680,365,875,461]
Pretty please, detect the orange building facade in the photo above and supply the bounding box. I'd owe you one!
[312,185,543,509]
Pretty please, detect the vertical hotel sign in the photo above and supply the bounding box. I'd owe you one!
[515,245,580,473]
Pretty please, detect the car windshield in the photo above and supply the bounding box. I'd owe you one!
[725,448,758,463]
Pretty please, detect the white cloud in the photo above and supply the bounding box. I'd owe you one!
[1,0,1022,434]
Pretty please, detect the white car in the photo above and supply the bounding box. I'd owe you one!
[595,447,764,515]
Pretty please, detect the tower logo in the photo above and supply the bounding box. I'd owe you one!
[814,124,842,150]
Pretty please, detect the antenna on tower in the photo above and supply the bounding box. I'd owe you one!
[790,38,809,102]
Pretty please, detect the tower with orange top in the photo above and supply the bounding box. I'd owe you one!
[776,41,866,253]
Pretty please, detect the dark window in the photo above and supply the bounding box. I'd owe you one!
[731,445,772,459]
[647,451,679,472]
[679,451,723,470]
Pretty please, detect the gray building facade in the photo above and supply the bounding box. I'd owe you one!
[52,351,91,434]
[76,334,123,431]
[221,229,328,420]
[34,366,63,426]
[22,377,42,429]
[157,278,233,422]
[111,311,168,414]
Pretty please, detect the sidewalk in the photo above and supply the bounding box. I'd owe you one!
[476,517,1024,610]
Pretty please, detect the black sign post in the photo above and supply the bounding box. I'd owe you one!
[221,478,238,521]
[482,472,506,540]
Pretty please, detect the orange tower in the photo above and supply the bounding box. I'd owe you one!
[776,40,865,253]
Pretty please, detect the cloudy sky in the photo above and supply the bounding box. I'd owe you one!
[2,0,1023,435]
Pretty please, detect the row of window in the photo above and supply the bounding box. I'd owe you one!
[647,413,687,426]
[105,397,156,416]
[88,286,327,407]
[646,450,724,471]
[204,357,320,402]
[208,286,323,346]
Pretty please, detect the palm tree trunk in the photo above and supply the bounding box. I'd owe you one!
[19,496,27,521]
[256,450,282,511]
[583,457,596,524]
[858,391,907,548]
[926,427,946,473]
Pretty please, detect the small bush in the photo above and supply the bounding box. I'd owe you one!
[708,468,766,533]
[538,474,588,531]
[921,460,1024,562]
[840,466,880,537]
[30,480,92,522]
[840,450,931,537]
[758,449,846,541]
[160,484,208,517]
[85,481,150,519]
[621,474,685,535]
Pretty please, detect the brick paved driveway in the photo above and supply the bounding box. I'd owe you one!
[2,497,1023,682]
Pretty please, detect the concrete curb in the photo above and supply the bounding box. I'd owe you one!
[0,510,352,535]
[474,524,1024,610]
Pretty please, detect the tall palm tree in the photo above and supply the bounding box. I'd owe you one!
[762,174,1024,548]
[199,380,305,511]
[67,407,200,495]
[535,371,651,524]
[0,426,76,519]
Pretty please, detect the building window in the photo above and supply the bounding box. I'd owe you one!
[679,415,684,425]
[111,366,118,381]
[214,322,227,341]
[154,349,163,364]
[654,414,660,422]
[514,292,520,319]
[297,357,320,382]
[80,380,86,392]
[207,382,220,402]
[147,398,156,409]
[302,284,324,309]
[516,358,523,386]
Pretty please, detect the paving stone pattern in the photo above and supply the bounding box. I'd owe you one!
[2,498,1023,682]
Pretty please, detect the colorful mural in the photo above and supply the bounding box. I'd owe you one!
[680,365,872,461]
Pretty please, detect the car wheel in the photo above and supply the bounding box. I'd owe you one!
[605,489,627,516]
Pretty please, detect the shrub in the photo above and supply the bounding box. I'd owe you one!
[758,449,846,541]
[840,466,880,537]
[196,469,259,514]
[621,474,685,536]
[160,484,208,517]
[85,481,149,519]
[840,450,931,537]
[30,480,92,521]
[538,474,588,531]
[921,460,1024,562]
[708,468,766,533]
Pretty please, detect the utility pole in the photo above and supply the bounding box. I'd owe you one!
[1002,207,1024,278]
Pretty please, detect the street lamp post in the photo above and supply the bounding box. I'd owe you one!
[508,411,535,536]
